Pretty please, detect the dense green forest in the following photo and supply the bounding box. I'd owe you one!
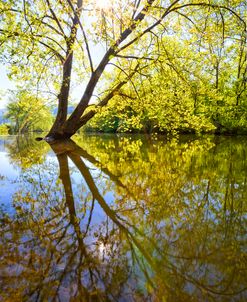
[0,1,246,137]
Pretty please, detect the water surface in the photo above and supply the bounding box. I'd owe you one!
[0,134,246,301]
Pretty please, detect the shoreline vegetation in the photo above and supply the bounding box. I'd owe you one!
[2,98,247,137]
[83,123,247,136]
[1,128,247,138]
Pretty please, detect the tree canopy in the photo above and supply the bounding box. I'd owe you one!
[0,0,246,138]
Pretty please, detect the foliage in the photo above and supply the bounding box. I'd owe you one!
[0,123,9,134]
[84,70,217,134]
[84,24,247,134]
[5,91,53,134]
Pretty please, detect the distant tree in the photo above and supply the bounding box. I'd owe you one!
[5,91,53,134]
[0,124,9,135]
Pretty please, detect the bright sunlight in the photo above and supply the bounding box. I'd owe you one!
[95,0,112,10]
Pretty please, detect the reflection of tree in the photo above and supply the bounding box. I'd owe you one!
[0,136,246,301]
[6,135,50,169]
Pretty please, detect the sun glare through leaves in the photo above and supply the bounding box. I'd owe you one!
[95,0,112,10]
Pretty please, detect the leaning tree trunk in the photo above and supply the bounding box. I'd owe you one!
[45,0,156,141]
[46,51,74,139]
[45,0,83,140]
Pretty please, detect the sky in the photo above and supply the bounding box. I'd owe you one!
[0,64,15,109]
[0,39,115,110]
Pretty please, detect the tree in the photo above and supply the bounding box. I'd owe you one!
[0,123,9,134]
[84,28,247,134]
[5,91,53,133]
[0,0,246,140]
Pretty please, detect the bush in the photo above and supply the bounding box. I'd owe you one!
[0,124,9,135]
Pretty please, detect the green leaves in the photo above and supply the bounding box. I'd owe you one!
[0,123,9,134]
[6,90,53,134]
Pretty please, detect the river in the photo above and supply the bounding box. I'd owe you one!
[0,134,246,301]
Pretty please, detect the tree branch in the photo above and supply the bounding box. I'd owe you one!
[77,64,140,128]
[115,54,155,61]
[45,0,66,36]
[66,0,94,73]
[117,1,246,54]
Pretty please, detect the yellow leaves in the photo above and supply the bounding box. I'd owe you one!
[9,65,19,78]
[1,133,247,301]
[0,124,9,134]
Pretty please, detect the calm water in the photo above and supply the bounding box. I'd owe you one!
[0,134,246,302]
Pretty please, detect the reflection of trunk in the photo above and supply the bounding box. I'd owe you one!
[50,140,154,297]
[51,145,87,254]
[49,138,241,297]
[68,151,157,270]
[50,139,157,270]
[56,154,76,216]
[49,142,101,300]
[50,139,135,197]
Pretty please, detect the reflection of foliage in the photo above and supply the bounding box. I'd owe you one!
[6,135,50,169]
[0,134,246,301]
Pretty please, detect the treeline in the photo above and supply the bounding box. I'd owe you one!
[0,91,53,134]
